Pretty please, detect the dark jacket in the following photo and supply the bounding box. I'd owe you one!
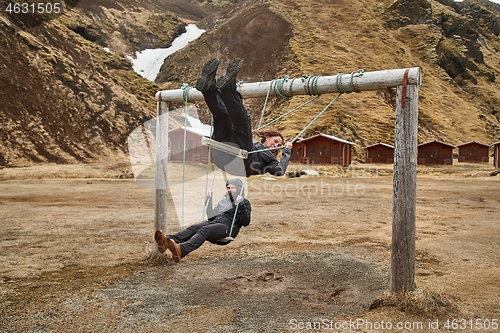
[206,194,251,238]
[247,142,292,177]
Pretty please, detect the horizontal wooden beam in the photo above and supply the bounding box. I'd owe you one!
[156,67,422,103]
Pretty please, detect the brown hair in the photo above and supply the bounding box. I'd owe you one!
[253,127,284,144]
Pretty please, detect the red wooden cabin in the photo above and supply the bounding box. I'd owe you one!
[364,143,395,164]
[291,133,353,166]
[417,140,455,165]
[457,141,489,163]
[168,127,210,164]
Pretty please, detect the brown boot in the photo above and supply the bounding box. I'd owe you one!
[154,230,167,254]
[167,238,183,263]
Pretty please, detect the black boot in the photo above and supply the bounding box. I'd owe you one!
[216,58,243,90]
[195,58,220,92]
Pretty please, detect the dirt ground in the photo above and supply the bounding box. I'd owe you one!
[0,161,499,332]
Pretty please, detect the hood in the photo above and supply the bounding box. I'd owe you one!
[226,178,244,197]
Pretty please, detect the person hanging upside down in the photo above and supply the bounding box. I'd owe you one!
[155,178,251,262]
[195,57,293,177]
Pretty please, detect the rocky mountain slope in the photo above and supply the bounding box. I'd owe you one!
[0,0,214,166]
[1,0,499,166]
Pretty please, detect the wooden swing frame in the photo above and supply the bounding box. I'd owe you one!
[154,67,422,293]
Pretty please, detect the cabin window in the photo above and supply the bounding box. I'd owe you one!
[471,147,476,156]
[379,149,384,157]
[176,142,182,150]
[310,146,317,155]
[321,145,328,156]
[431,149,438,158]
[188,139,194,150]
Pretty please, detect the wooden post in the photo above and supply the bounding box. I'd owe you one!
[391,82,419,292]
[153,100,168,252]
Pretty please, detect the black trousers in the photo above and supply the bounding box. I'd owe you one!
[168,222,229,257]
[202,84,253,176]
[202,84,253,150]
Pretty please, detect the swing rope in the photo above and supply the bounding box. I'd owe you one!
[248,92,343,155]
[291,92,343,142]
[180,83,193,229]
[255,95,321,131]
[249,75,343,155]
[256,75,320,131]
[257,80,273,129]
[179,85,243,243]
[196,73,353,156]
[201,116,217,223]
[175,72,351,242]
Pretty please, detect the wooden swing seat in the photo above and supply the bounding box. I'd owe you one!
[201,137,248,159]
[212,236,234,246]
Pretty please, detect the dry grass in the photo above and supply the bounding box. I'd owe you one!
[0,161,133,180]
[370,288,460,318]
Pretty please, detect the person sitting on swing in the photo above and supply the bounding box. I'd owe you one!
[195,57,293,177]
[155,178,251,263]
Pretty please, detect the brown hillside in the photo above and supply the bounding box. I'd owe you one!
[0,0,499,165]
[0,0,217,166]
[156,0,500,159]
